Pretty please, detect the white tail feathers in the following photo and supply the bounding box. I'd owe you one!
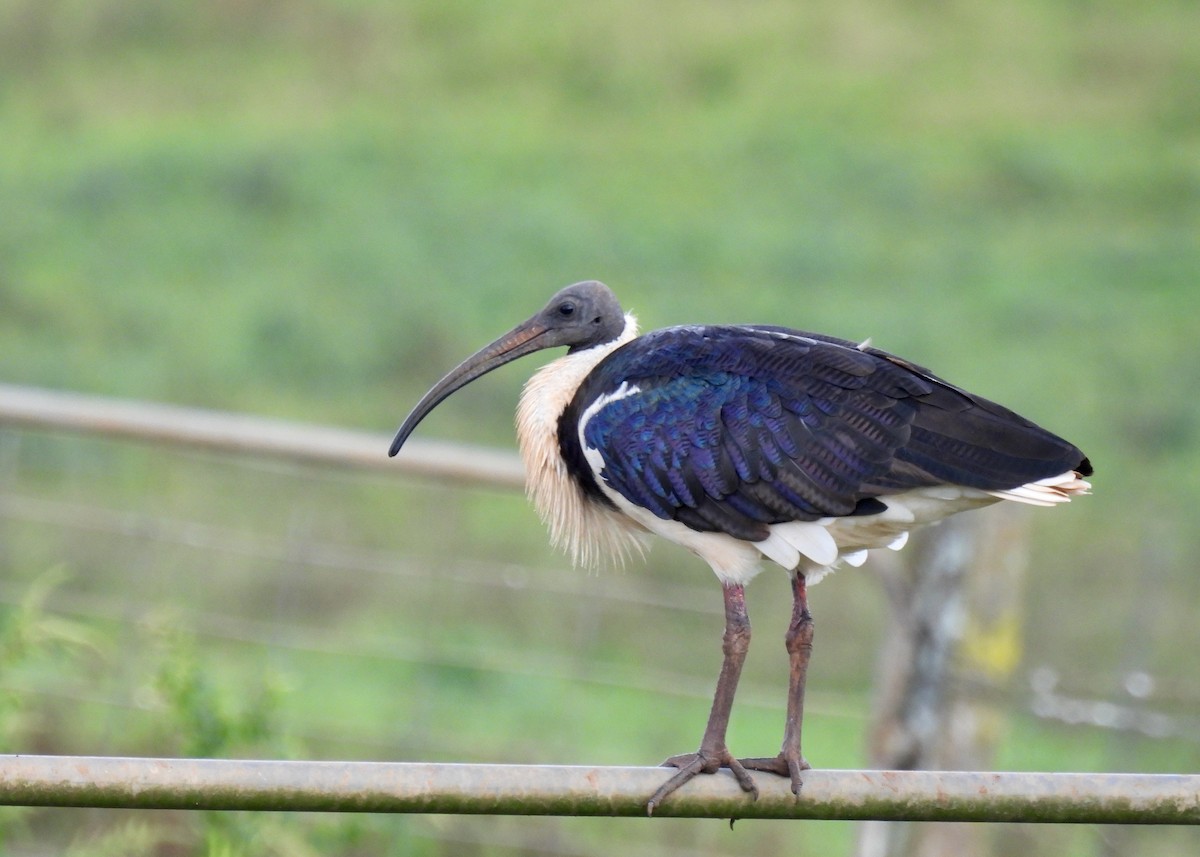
[987,470,1092,507]
[750,470,1088,582]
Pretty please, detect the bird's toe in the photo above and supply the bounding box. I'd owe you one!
[659,752,712,772]
[739,752,810,794]
[647,748,758,815]
[787,755,811,795]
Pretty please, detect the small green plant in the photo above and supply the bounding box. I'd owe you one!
[0,567,101,725]
[0,568,104,848]
[142,611,290,759]
[138,612,317,855]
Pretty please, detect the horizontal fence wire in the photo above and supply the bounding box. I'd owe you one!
[1,757,1198,823]
[0,489,721,619]
[0,382,524,489]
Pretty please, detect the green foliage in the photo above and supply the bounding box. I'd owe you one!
[0,569,100,848]
[0,568,101,754]
[63,822,158,857]
[0,572,416,855]
[145,614,286,758]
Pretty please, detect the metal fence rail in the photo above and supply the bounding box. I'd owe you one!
[0,382,524,489]
[1,757,1198,823]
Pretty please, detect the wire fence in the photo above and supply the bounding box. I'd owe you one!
[0,383,1197,839]
[1,487,1190,745]
[0,488,868,755]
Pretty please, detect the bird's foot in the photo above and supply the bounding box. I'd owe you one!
[739,752,810,796]
[646,749,758,815]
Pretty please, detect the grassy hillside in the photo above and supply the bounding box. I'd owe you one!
[1,1,1198,854]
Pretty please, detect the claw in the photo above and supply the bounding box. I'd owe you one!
[740,752,810,795]
[646,750,759,815]
[786,755,809,795]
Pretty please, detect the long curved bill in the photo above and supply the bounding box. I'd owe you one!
[388,317,552,457]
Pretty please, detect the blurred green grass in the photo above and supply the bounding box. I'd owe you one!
[1,0,1199,854]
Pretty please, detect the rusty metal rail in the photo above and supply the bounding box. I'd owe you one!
[0,757,1197,822]
[0,382,524,489]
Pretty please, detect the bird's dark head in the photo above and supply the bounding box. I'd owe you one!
[388,281,626,456]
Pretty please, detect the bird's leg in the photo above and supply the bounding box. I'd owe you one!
[646,583,758,814]
[740,571,813,794]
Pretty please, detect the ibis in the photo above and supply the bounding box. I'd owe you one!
[388,280,1092,814]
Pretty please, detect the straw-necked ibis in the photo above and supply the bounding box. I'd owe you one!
[388,281,1092,814]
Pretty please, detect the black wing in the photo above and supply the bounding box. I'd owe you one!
[561,325,1090,541]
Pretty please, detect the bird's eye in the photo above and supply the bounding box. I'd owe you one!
[558,302,576,317]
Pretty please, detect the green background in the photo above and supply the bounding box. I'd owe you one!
[1,1,1198,854]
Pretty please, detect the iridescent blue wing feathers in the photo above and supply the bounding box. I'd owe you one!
[560,325,1090,542]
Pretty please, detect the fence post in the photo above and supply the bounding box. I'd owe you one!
[858,504,1031,857]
